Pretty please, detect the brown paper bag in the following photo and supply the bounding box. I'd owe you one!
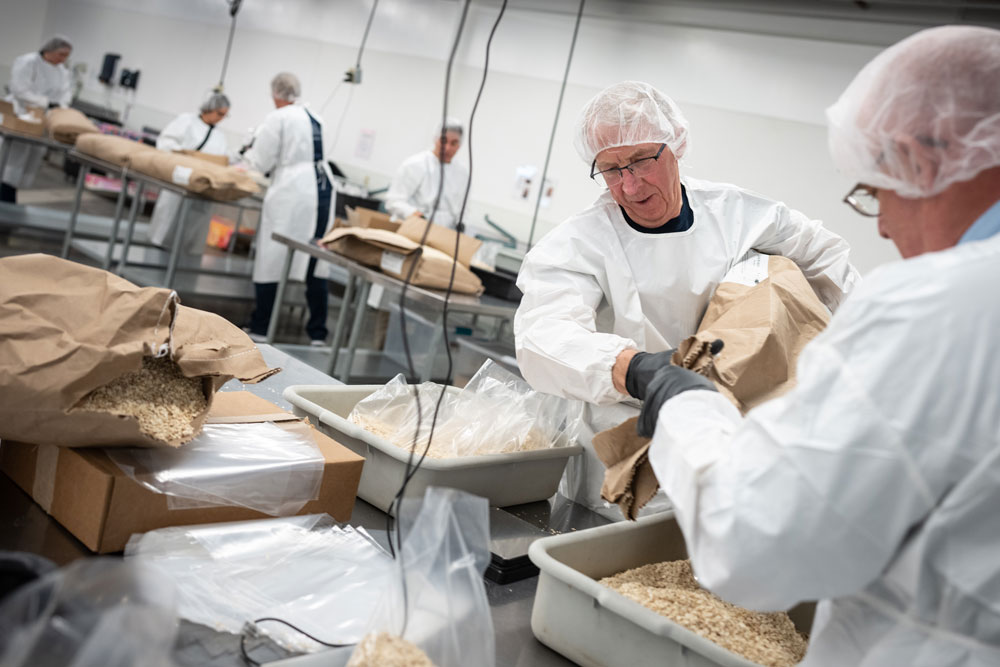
[321,227,484,295]
[45,108,99,144]
[176,149,229,167]
[592,417,657,520]
[673,252,830,413]
[345,205,399,232]
[75,133,156,166]
[0,100,45,137]
[0,254,279,448]
[128,150,258,201]
[397,214,482,267]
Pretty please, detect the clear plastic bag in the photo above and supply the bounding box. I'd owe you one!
[125,514,394,653]
[0,558,178,667]
[348,360,581,458]
[348,487,494,667]
[106,422,325,515]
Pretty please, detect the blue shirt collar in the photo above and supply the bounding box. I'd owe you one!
[958,198,1000,245]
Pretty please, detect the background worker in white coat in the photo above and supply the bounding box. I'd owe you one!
[513,81,860,516]
[1,36,72,203]
[385,118,468,229]
[635,25,1000,666]
[243,72,334,345]
[147,92,231,252]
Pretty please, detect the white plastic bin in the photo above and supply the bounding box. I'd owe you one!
[283,385,582,513]
[529,511,815,667]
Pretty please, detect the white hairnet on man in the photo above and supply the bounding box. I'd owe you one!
[636,25,1000,666]
[384,116,469,229]
[513,80,860,517]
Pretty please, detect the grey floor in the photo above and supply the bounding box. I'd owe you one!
[0,155,381,363]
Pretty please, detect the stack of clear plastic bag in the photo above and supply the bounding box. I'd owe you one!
[0,558,178,667]
[125,514,394,652]
[347,487,494,667]
[106,422,325,515]
[348,360,582,458]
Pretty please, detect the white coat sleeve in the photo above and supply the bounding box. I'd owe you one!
[57,70,72,108]
[385,159,422,220]
[514,255,636,405]
[9,57,48,109]
[242,116,281,175]
[742,197,861,312]
[647,282,940,612]
[155,115,191,152]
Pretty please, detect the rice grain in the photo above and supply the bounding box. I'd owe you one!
[346,632,435,667]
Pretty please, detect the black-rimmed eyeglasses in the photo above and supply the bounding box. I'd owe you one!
[590,144,666,187]
[843,183,879,217]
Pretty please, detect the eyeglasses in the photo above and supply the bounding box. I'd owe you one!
[590,144,666,187]
[843,183,879,217]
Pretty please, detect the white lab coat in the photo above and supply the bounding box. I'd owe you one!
[515,177,860,514]
[649,231,1000,666]
[147,112,230,251]
[1,52,71,188]
[243,103,333,283]
[385,150,468,229]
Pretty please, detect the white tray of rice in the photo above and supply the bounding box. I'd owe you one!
[283,385,582,514]
[529,511,815,667]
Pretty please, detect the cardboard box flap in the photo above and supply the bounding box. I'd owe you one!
[205,391,300,423]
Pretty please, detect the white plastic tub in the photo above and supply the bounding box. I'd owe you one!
[283,385,582,513]
[529,511,815,667]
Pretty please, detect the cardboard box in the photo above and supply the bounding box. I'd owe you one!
[0,392,365,553]
[0,100,45,137]
[320,226,484,295]
[346,205,400,232]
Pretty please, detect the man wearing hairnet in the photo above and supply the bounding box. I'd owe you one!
[633,26,1000,666]
[385,119,468,229]
[147,92,232,253]
[514,81,860,515]
[1,36,73,203]
[242,72,334,345]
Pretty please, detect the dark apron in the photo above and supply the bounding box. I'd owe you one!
[303,109,332,239]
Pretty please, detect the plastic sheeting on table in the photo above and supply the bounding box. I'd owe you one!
[125,514,393,653]
[107,422,325,516]
[0,558,178,667]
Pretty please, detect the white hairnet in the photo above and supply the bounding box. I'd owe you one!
[432,117,464,141]
[827,25,1000,198]
[40,35,72,53]
[271,72,301,102]
[573,81,689,165]
[199,92,230,113]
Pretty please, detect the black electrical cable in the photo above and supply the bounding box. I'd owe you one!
[356,0,380,73]
[527,0,585,251]
[217,0,242,91]
[239,616,352,666]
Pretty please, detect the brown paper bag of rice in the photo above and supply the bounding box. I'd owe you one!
[0,254,279,448]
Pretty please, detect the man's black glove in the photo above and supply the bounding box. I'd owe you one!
[636,365,718,438]
[624,349,676,400]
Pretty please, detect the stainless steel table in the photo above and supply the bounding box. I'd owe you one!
[0,343,595,666]
[267,232,519,383]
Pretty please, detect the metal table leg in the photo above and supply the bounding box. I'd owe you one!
[326,274,356,376]
[60,164,90,258]
[117,181,145,276]
[265,244,294,344]
[102,168,129,269]
[339,280,371,383]
[228,206,243,257]
[421,313,446,383]
[0,136,13,191]
[164,197,191,288]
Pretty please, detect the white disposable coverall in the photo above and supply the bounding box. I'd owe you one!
[1,52,71,188]
[385,150,468,229]
[147,112,230,250]
[243,103,333,283]
[649,232,1000,666]
[514,177,859,514]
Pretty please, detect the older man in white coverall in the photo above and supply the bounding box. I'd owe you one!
[514,81,860,516]
[1,36,73,203]
[385,118,468,229]
[631,26,1000,666]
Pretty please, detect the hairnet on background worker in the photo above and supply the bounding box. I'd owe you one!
[147,91,232,251]
[637,25,1000,666]
[0,36,73,203]
[384,117,469,229]
[512,80,860,518]
[242,72,335,345]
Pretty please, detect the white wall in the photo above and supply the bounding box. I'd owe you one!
[4,0,908,270]
[0,0,49,84]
